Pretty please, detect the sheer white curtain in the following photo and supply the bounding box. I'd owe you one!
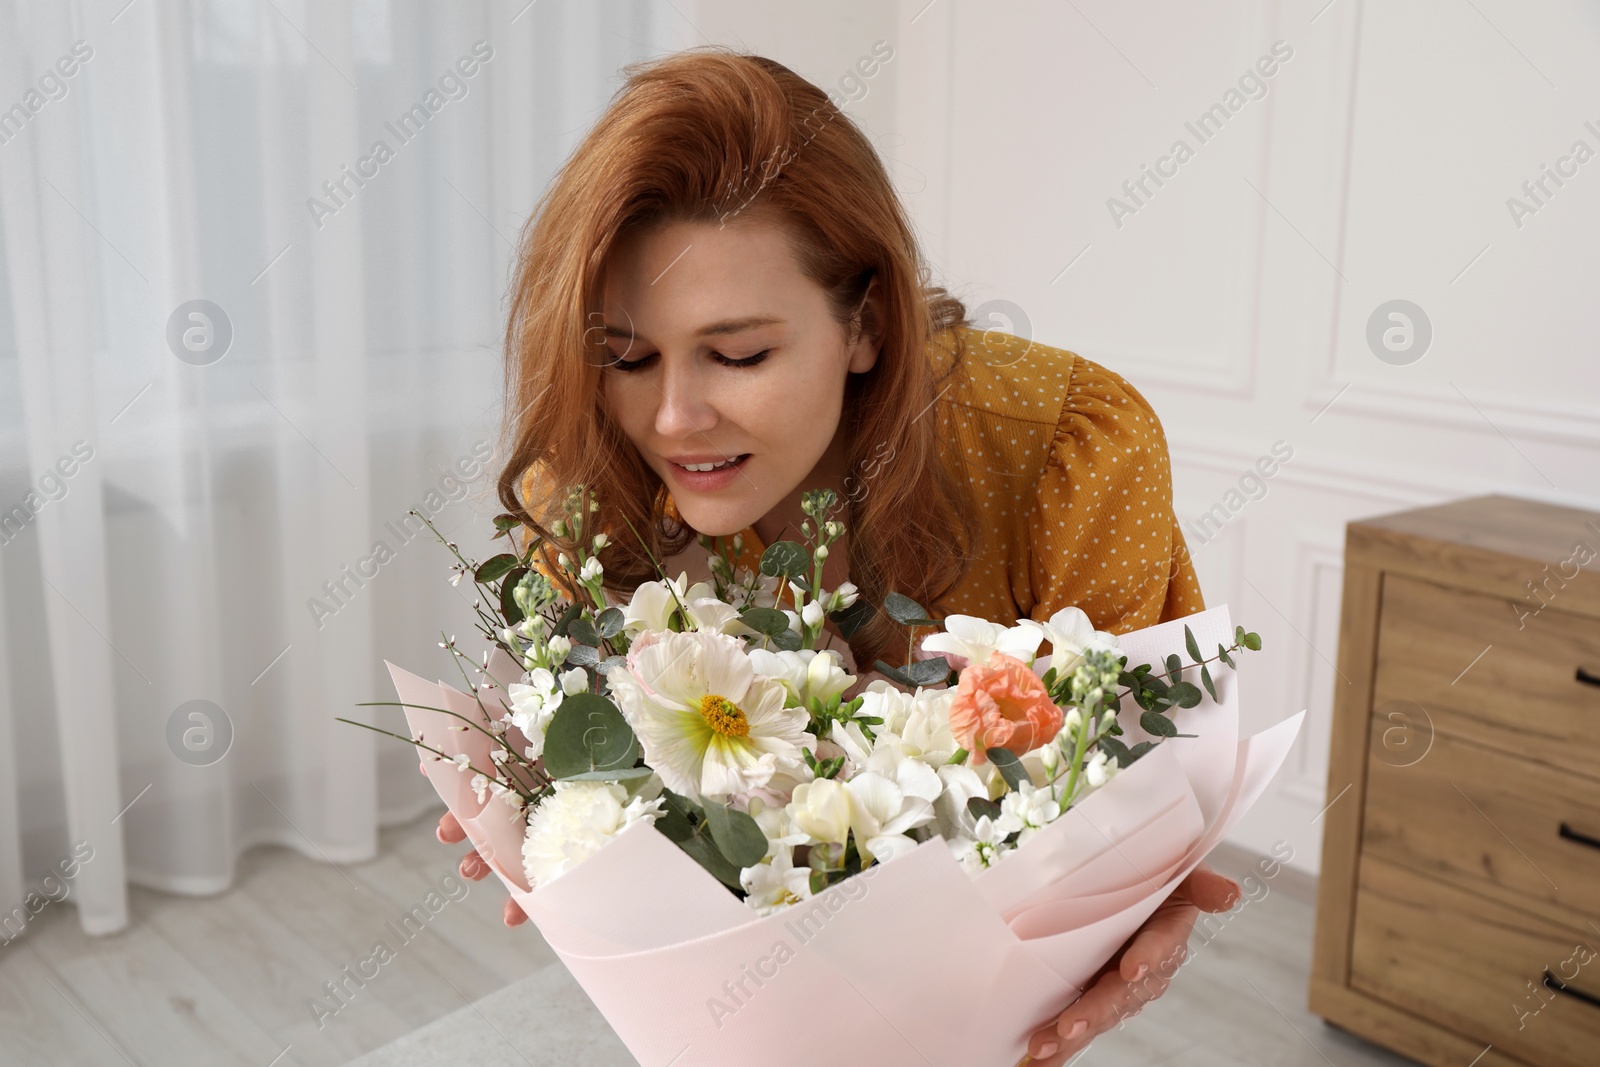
[0,0,675,938]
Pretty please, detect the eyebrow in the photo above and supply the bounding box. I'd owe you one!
[602,315,786,341]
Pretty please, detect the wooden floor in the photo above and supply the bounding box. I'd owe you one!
[0,816,1421,1066]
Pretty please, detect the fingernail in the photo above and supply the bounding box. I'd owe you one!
[1036,1041,1058,1057]
[1131,963,1148,981]
[1067,1019,1087,1038]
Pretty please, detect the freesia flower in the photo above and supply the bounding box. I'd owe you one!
[786,777,852,845]
[746,648,855,709]
[1018,606,1119,678]
[919,614,1044,673]
[605,629,811,802]
[948,652,1064,763]
[740,844,815,915]
[932,763,989,840]
[843,766,938,865]
[521,780,664,887]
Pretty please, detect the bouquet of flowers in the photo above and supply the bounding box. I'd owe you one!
[346,487,1304,1066]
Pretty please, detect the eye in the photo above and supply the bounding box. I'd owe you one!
[603,349,771,372]
[716,349,770,368]
[605,351,657,372]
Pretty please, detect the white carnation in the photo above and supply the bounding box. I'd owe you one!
[521,780,664,887]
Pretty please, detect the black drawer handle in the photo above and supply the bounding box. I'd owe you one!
[1578,667,1600,688]
[1544,969,1600,1011]
[1559,822,1600,851]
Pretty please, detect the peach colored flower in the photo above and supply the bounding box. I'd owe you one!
[949,652,1063,764]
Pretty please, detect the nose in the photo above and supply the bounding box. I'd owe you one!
[654,354,719,439]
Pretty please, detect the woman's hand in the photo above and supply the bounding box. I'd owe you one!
[1021,863,1240,1065]
[422,761,529,927]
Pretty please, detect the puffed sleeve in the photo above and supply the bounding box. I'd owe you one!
[1027,355,1204,634]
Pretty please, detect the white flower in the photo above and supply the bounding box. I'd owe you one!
[506,665,585,760]
[1018,606,1119,678]
[547,635,572,662]
[605,629,812,802]
[740,844,815,915]
[592,532,610,550]
[746,648,855,708]
[450,752,472,772]
[1084,749,1119,790]
[580,556,603,582]
[920,615,1043,670]
[521,780,664,887]
[949,814,1014,875]
[786,777,852,845]
[470,773,491,804]
[831,582,858,610]
[621,572,749,637]
[998,779,1060,845]
[843,767,937,865]
[746,796,809,859]
[801,599,825,628]
[932,763,988,840]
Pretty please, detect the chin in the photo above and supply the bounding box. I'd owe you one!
[671,501,756,539]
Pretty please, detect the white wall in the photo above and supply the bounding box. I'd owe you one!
[691,0,1600,874]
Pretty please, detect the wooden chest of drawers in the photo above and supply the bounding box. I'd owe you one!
[1310,495,1600,1067]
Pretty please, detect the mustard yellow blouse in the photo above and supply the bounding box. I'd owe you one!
[672,326,1205,636]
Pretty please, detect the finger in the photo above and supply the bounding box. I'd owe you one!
[1116,896,1199,984]
[1053,962,1171,1056]
[437,810,465,844]
[503,897,528,927]
[1177,862,1240,913]
[459,848,490,881]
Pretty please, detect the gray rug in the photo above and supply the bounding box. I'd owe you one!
[343,964,633,1066]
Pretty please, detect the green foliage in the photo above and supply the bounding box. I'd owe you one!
[985,747,1030,792]
[475,553,520,583]
[739,607,791,637]
[883,592,938,627]
[541,693,638,779]
[760,541,810,580]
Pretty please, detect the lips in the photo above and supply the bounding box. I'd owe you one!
[670,454,749,472]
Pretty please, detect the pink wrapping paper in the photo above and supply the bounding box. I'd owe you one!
[388,604,1304,1066]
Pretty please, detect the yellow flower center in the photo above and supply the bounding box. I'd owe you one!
[699,693,750,737]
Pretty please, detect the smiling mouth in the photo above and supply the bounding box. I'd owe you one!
[672,454,749,472]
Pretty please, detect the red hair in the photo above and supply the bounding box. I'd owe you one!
[498,46,980,672]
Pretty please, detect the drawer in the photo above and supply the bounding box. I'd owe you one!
[1351,856,1600,1067]
[1362,724,1600,934]
[1372,573,1600,782]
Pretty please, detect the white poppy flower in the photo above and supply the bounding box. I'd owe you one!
[605,629,811,803]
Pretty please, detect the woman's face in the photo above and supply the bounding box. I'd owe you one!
[598,216,880,538]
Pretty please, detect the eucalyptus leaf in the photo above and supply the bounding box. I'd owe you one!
[1201,664,1218,703]
[677,832,745,890]
[499,566,528,625]
[542,693,638,778]
[967,796,1002,822]
[596,607,626,639]
[872,659,916,688]
[760,541,810,579]
[828,597,872,640]
[552,601,583,638]
[1139,709,1178,738]
[703,801,769,868]
[905,657,951,687]
[1128,740,1155,762]
[1168,681,1203,709]
[739,607,791,637]
[883,592,938,627]
[1184,624,1202,665]
[1243,631,1263,651]
[565,644,600,668]
[1097,735,1133,768]
[1217,643,1236,669]
[1164,653,1183,680]
[770,628,802,652]
[567,616,600,647]
[558,766,654,783]
[985,747,1030,792]
[474,553,520,584]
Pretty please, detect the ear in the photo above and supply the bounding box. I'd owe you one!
[845,274,885,374]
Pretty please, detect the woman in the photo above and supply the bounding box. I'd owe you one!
[436,46,1240,1064]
